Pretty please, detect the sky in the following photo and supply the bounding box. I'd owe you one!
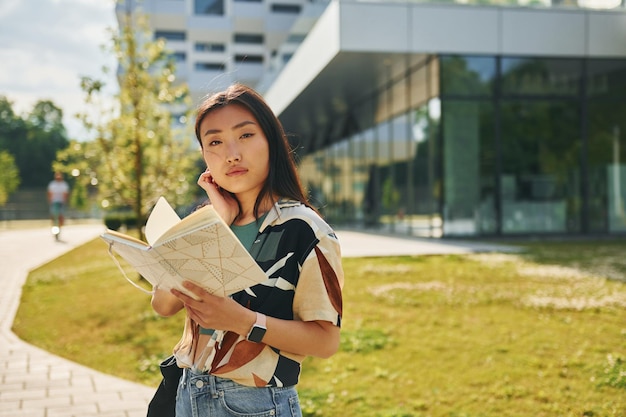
[0,0,118,140]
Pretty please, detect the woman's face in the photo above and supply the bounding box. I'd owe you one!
[199,104,270,200]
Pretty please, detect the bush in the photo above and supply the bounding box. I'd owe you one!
[103,212,139,230]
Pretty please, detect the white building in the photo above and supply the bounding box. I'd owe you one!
[116,0,322,105]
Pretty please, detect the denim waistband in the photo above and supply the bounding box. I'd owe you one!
[181,367,244,397]
[178,368,300,417]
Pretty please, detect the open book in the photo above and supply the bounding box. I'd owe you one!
[101,196,267,298]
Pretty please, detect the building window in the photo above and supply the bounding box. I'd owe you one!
[499,100,580,233]
[440,55,496,97]
[587,59,626,98]
[234,54,263,64]
[233,33,264,44]
[501,57,582,96]
[170,52,186,63]
[195,62,225,71]
[286,34,306,44]
[194,0,224,15]
[271,4,301,13]
[194,42,225,53]
[154,30,186,41]
[586,59,626,233]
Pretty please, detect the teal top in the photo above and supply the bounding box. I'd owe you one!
[199,213,268,336]
[230,213,267,252]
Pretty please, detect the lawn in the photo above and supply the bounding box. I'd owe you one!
[12,237,626,417]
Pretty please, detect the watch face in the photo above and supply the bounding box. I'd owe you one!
[248,326,266,343]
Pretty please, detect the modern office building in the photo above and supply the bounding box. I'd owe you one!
[116,0,318,101]
[118,0,626,238]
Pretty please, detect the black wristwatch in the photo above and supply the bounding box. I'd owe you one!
[247,312,267,343]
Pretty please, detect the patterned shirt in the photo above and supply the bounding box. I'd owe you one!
[174,199,344,387]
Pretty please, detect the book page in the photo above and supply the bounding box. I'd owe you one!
[145,196,181,246]
[101,196,268,298]
[102,222,267,298]
[102,229,150,249]
[102,238,186,293]
[152,203,222,247]
[151,222,268,297]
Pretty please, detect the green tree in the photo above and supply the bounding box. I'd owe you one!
[53,141,99,211]
[0,150,20,206]
[24,101,69,187]
[0,97,69,188]
[0,97,26,188]
[66,7,199,237]
[0,96,26,137]
[28,100,66,133]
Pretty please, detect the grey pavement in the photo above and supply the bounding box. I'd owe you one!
[0,223,518,416]
[336,229,519,257]
[0,224,154,417]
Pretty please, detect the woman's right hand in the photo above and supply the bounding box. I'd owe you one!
[197,169,239,224]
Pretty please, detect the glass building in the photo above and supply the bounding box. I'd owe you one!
[122,0,626,238]
[262,0,626,237]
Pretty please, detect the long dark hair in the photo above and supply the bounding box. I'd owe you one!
[195,83,313,219]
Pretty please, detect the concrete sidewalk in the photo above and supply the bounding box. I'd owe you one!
[336,229,518,257]
[0,224,518,417]
[0,224,154,417]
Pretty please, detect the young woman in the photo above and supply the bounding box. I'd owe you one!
[151,83,344,417]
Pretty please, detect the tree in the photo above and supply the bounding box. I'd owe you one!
[0,150,20,206]
[53,141,99,211]
[0,98,26,189]
[28,100,66,133]
[0,97,69,188]
[23,101,69,187]
[65,6,199,237]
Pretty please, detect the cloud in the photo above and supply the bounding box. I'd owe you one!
[0,0,20,19]
[0,0,117,140]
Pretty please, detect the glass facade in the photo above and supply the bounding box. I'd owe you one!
[587,60,626,233]
[298,55,626,237]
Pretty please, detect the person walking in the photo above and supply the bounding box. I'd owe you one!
[47,171,70,238]
[150,83,344,417]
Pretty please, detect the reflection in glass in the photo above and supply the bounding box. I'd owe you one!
[411,101,441,236]
[442,100,496,235]
[441,55,496,96]
[501,57,582,96]
[500,100,580,233]
[588,102,626,232]
[297,55,626,238]
[587,59,626,97]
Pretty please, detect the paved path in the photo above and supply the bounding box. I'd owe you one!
[0,224,154,417]
[336,229,518,257]
[0,224,518,416]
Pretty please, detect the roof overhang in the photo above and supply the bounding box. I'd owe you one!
[264,0,626,154]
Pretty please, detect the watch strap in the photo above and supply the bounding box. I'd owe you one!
[247,312,267,343]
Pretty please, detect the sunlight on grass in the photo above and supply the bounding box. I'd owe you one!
[12,237,626,416]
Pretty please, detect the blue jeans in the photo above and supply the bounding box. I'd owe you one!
[176,368,302,417]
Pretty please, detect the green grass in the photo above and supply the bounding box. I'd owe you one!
[12,237,626,417]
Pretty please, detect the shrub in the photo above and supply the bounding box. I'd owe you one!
[103,213,139,230]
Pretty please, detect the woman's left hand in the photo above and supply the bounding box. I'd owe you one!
[171,281,254,335]
[172,282,340,358]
